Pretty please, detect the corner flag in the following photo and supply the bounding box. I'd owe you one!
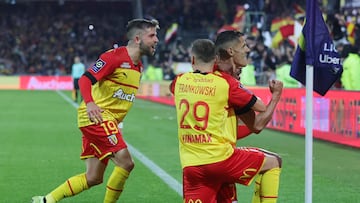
[290,0,343,96]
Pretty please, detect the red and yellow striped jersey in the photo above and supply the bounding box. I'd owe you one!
[170,70,256,168]
[78,47,142,127]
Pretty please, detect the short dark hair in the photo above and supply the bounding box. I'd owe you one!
[126,19,160,39]
[190,39,215,63]
[215,30,244,60]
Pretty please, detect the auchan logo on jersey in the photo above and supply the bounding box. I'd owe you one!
[113,88,135,102]
[20,76,73,90]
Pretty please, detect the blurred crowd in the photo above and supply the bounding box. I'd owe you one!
[0,1,131,75]
[1,0,360,90]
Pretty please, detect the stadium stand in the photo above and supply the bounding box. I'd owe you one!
[1,0,360,89]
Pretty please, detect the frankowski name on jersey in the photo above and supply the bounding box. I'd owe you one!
[178,84,216,96]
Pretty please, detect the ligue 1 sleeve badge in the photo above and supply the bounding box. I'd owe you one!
[91,59,106,73]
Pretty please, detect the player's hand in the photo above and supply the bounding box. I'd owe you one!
[86,102,104,124]
[268,79,283,100]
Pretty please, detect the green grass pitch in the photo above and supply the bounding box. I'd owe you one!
[0,90,359,202]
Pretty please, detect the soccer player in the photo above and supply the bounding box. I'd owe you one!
[215,30,283,203]
[71,56,85,103]
[170,38,280,203]
[32,18,160,203]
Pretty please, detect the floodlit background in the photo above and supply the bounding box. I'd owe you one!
[1,0,360,202]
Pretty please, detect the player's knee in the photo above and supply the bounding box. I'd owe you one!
[86,174,103,187]
[269,155,281,168]
[268,153,282,168]
[116,158,135,172]
[262,150,282,168]
[268,156,278,168]
[113,149,135,171]
[275,154,282,168]
[261,155,280,172]
[125,159,135,171]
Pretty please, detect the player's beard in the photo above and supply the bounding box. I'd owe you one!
[140,41,155,56]
[233,68,242,80]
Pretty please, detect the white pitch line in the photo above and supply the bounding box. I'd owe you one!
[126,143,182,196]
[56,90,182,196]
[56,90,78,109]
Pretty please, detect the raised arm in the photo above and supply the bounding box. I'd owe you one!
[238,79,283,134]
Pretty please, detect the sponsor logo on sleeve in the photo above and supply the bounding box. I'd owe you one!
[91,59,106,73]
[120,62,131,69]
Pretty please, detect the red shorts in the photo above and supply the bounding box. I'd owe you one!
[183,147,265,203]
[217,183,237,203]
[80,120,127,165]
